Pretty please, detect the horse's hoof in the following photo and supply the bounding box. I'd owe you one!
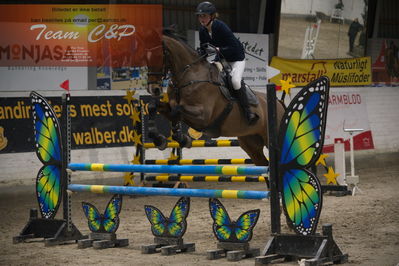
[182,135,192,148]
[150,132,168,150]
[157,140,168,151]
[155,135,168,150]
[174,134,192,148]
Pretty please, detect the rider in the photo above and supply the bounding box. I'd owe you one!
[196,1,258,125]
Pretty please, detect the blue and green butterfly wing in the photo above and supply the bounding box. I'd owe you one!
[278,76,329,235]
[209,198,233,241]
[36,165,61,219]
[82,194,122,233]
[282,169,321,234]
[144,205,167,236]
[144,197,190,238]
[234,209,260,242]
[102,194,122,233]
[31,92,62,219]
[82,202,102,232]
[167,197,190,237]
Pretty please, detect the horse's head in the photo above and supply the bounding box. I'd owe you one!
[147,29,207,95]
[138,28,165,96]
[146,43,166,96]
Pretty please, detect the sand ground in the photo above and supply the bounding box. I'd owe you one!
[0,151,398,266]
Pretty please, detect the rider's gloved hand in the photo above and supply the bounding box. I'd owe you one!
[198,43,218,56]
[205,46,217,54]
[197,47,207,56]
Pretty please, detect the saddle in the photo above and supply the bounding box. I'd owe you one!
[212,61,259,106]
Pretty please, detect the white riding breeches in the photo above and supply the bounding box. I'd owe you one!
[228,60,246,90]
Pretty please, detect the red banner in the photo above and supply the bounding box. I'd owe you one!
[0,5,163,67]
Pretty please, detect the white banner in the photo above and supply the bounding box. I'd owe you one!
[323,90,374,152]
[0,66,87,91]
[189,30,269,88]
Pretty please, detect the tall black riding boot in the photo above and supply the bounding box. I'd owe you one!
[237,83,259,125]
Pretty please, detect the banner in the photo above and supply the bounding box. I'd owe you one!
[0,66,88,91]
[270,56,372,86]
[190,31,269,88]
[0,4,163,67]
[0,96,139,153]
[323,90,374,153]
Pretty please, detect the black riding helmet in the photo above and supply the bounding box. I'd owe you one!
[195,1,216,15]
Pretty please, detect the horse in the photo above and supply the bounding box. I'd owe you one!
[145,30,285,166]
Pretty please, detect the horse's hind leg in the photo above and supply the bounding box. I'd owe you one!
[238,135,269,166]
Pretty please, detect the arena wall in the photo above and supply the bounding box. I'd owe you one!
[0,85,398,185]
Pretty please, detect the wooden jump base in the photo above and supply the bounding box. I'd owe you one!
[68,163,268,176]
[144,158,253,165]
[68,184,269,200]
[144,175,266,182]
[143,139,240,149]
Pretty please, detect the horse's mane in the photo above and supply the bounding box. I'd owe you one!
[163,27,197,55]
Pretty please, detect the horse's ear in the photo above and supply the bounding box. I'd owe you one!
[169,24,178,30]
[163,25,177,35]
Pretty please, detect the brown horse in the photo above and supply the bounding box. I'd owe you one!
[146,31,285,166]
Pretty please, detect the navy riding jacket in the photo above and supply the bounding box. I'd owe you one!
[199,19,245,62]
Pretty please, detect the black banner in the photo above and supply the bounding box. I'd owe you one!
[0,95,139,153]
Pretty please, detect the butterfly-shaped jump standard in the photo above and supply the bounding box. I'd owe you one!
[31,92,62,219]
[82,194,123,233]
[209,198,260,243]
[278,76,330,235]
[144,197,190,238]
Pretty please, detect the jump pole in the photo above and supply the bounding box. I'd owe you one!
[143,139,241,149]
[68,163,268,176]
[144,158,253,165]
[143,175,266,182]
[68,184,269,200]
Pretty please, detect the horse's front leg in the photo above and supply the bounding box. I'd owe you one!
[156,100,180,123]
[171,120,192,148]
[147,98,168,150]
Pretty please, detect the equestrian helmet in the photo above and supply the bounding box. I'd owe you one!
[195,2,216,15]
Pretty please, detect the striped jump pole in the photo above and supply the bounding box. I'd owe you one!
[144,158,253,165]
[143,139,240,149]
[68,184,269,200]
[144,175,267,182]
[68,163,269,176]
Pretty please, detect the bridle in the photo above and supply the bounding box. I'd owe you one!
[146,43,168,88]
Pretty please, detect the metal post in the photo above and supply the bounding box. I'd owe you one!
[267,84,280,234]
[343,128,363,195]
[61,92,72,231]
[349,132,355,177]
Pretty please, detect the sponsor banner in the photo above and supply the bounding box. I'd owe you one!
[0,96,139,153]
[0,4,162,67]
[0,66,87,91]
[191,31,269,87]
[270,56,372,86]
[323,90,374,153]
[369,38,399,86]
